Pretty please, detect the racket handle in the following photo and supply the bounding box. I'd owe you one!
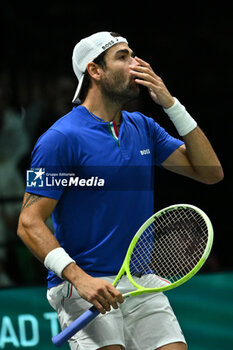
[52,305,99,347]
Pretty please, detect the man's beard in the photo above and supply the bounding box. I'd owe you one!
[100,70,140,106]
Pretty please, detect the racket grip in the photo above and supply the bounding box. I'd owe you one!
[52,305,100,347]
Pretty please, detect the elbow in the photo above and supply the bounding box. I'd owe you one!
[17,214,27,241]
[17,212,35,241]
[201,167,224,185]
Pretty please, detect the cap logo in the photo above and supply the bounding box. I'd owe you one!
[102,40,115,50]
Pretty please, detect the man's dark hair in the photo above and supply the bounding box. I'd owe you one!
[79,32,122,103]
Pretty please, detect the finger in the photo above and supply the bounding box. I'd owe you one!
[97,293,112,312]
[134,78,155,90]
[130,66,162,84]
[130,66,153,78]
[130,70,158,84]
[129,70,148,82]
[129,62,153,72]
[92,299,107,314]
[108,286,124,304]
[104,290,119,309]
[134,56,150,67]
[129,65,149,72]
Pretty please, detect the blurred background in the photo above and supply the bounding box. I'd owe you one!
[0,1,232,349]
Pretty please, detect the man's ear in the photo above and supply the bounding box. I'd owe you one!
[86,62,102,81]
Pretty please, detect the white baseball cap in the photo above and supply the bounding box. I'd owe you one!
[72,31,128,103]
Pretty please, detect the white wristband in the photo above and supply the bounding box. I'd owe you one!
[163,97,197,136]
[44,247,75,279]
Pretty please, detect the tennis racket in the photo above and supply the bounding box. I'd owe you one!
[52,203,213,347]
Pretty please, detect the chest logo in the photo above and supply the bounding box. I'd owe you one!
[140,149,151,156]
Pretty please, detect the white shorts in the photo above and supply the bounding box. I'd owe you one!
[47,275,186,350]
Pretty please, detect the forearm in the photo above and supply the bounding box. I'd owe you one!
[18,215,82,282]
[183,127,224,184]
[162,98,224,184]
[18,208,90,287]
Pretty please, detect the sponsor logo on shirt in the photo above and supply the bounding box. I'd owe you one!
[140,149,151,156]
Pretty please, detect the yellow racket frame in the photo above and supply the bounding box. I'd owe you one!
[112,204,213,298]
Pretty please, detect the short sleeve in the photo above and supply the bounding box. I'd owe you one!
[25,129,73,200]
[151,120,184,166]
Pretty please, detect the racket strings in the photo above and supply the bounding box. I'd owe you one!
[129,207,209,289]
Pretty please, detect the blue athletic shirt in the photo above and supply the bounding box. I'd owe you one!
[25,106,184,288]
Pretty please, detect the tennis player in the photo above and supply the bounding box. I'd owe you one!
[17,32,223,350]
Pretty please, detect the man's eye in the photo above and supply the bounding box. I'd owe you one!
[119,55,126,60]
